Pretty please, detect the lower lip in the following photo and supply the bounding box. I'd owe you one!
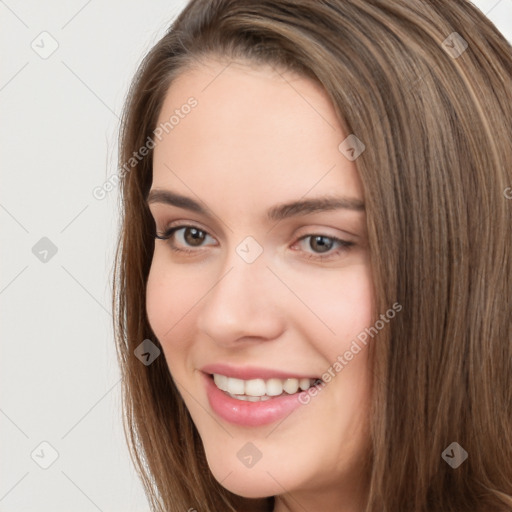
[203,373,309,427]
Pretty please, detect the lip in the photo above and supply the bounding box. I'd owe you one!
[200,363,319,381]
[202,372,310,427]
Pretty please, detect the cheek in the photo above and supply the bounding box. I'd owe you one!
[146,262,197,383]
[294,262,375,356]
[146,261,174,339]
[334,266,374,341]
[145,255,201,351]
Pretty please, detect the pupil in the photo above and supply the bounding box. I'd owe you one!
[185,228,205,246]
[311,236,332,253]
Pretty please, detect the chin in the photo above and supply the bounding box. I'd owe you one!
[212,472,278,499]
[204,452,285,498]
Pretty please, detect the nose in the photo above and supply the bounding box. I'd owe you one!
[196,247,286,347]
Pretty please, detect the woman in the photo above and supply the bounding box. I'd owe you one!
[112,1,512,510]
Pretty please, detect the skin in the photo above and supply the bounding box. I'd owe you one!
[146,57,375,512]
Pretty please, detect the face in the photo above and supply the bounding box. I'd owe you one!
[146,58,374,511]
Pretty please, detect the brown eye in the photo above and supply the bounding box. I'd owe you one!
[183,227,206,246]
[309,235,334,253]
[155,224,216,253]
[293,234,354,262]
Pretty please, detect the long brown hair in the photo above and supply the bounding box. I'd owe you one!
[112,1,512,510]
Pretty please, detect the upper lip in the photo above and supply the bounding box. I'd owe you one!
[200,363,320,381]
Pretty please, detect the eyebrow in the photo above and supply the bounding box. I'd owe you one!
[146,189,365,222]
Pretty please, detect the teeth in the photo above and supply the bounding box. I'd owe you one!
[283,378,299,394]
[266,378,283,396]
[213,373,320,398]
[245,378,266,396]
[299,377,311,391]
[213,373,229,391]
[227,393,272,401]
[226,377,245,395]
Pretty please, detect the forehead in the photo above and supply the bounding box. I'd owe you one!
[151,59,364,213]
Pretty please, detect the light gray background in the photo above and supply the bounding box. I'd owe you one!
[1,1,511,511]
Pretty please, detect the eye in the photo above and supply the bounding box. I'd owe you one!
[155,225,216,253]
[292,234,354,261]
[155,224,354,261]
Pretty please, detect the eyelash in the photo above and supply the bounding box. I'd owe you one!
[155,224,354,262]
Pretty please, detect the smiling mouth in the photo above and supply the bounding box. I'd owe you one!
[210,373,323,401]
